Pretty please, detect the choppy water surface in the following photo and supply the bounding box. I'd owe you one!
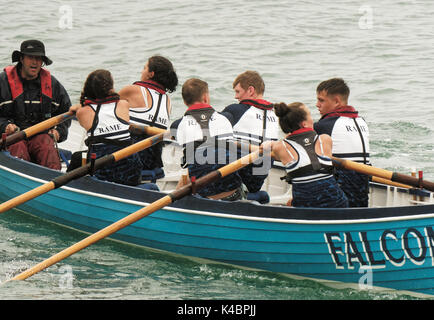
[0,0,433,300]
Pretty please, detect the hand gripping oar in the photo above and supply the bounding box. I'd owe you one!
[331,156,434,192]
[0,130,168,214]
[0,110,75,149]
[8,149,263,281]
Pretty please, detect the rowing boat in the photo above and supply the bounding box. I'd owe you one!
[1,135,434,298]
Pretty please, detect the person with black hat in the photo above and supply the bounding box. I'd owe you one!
[0,39,72,170]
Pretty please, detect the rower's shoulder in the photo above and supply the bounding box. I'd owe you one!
[119,84,140,97]
[314,117,337,135]
[318,133,332,144]
[117,99,130,109]
[221,103,249,125]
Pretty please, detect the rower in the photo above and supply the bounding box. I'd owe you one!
[221,71,279,204]
[69,69,144,187]
[314,78,370,207]
[263,102,349,208]
[170,78,244,201]
[119,56,178,183]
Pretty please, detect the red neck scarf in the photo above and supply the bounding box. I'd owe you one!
[240,99,273,110]
[321,106,358,119]
[288,127,315,137]
[133,80,166,94]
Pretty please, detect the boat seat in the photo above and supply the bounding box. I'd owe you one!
[141,168,165,183]
[247,191,270,204]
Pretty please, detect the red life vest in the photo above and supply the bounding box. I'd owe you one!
[4,65,52,100]
[240,99,273,110]
[321,106,358,119]
[133,80,166,94]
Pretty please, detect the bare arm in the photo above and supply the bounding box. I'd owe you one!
[262,140,298,165]
[75,105,95,132]
[119,85,149,109]
[167,96,172,115]
[315,134,333,157]
[115,99,130,122]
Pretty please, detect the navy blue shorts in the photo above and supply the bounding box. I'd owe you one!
[292,176,349,208]
[89,143,143,186]
[335,168,369,207]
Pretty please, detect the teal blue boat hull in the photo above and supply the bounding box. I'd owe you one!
[1,151,434,297]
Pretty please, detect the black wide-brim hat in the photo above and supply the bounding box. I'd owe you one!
[12,39,53,65]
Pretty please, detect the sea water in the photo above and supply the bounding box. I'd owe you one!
[0,0,433,301]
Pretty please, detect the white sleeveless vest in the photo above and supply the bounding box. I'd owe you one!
[87,101,131,145]
[129,86,170,129]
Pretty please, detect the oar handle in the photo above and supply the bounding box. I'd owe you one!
[0,111,75,148]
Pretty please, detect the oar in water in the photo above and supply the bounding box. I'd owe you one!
[8,149,263,281]
[0,110,75,148]
[331,156,434,192]
[0,130,169,214]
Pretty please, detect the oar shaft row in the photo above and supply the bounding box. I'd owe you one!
[331,157,434,192]
[0,132,166,214]
[9,149,263,281]
[129,126,434,192]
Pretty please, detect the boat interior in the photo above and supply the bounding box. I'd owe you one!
[58,120,434,209]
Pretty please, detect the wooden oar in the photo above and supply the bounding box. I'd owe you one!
[0,130,168,214]
[8,149,263,281]
[0,110,75,148]
[132,126,434,192]
[331,156,434,192]
[239,141,432,191]
[129,123,166,136]
[371,176,412,189]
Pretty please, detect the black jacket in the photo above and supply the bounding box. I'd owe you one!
[0,64,71,142]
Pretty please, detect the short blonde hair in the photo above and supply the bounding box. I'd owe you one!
[232,70,265,95]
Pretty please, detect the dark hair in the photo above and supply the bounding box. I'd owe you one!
[80,69,118,105]
[148,55,178,93]
[316,78,350,102]
[182,78,208,106]
[232,70,265,95]
[274,102,307,133]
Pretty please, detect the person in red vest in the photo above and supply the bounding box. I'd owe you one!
[0,39,71,170]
